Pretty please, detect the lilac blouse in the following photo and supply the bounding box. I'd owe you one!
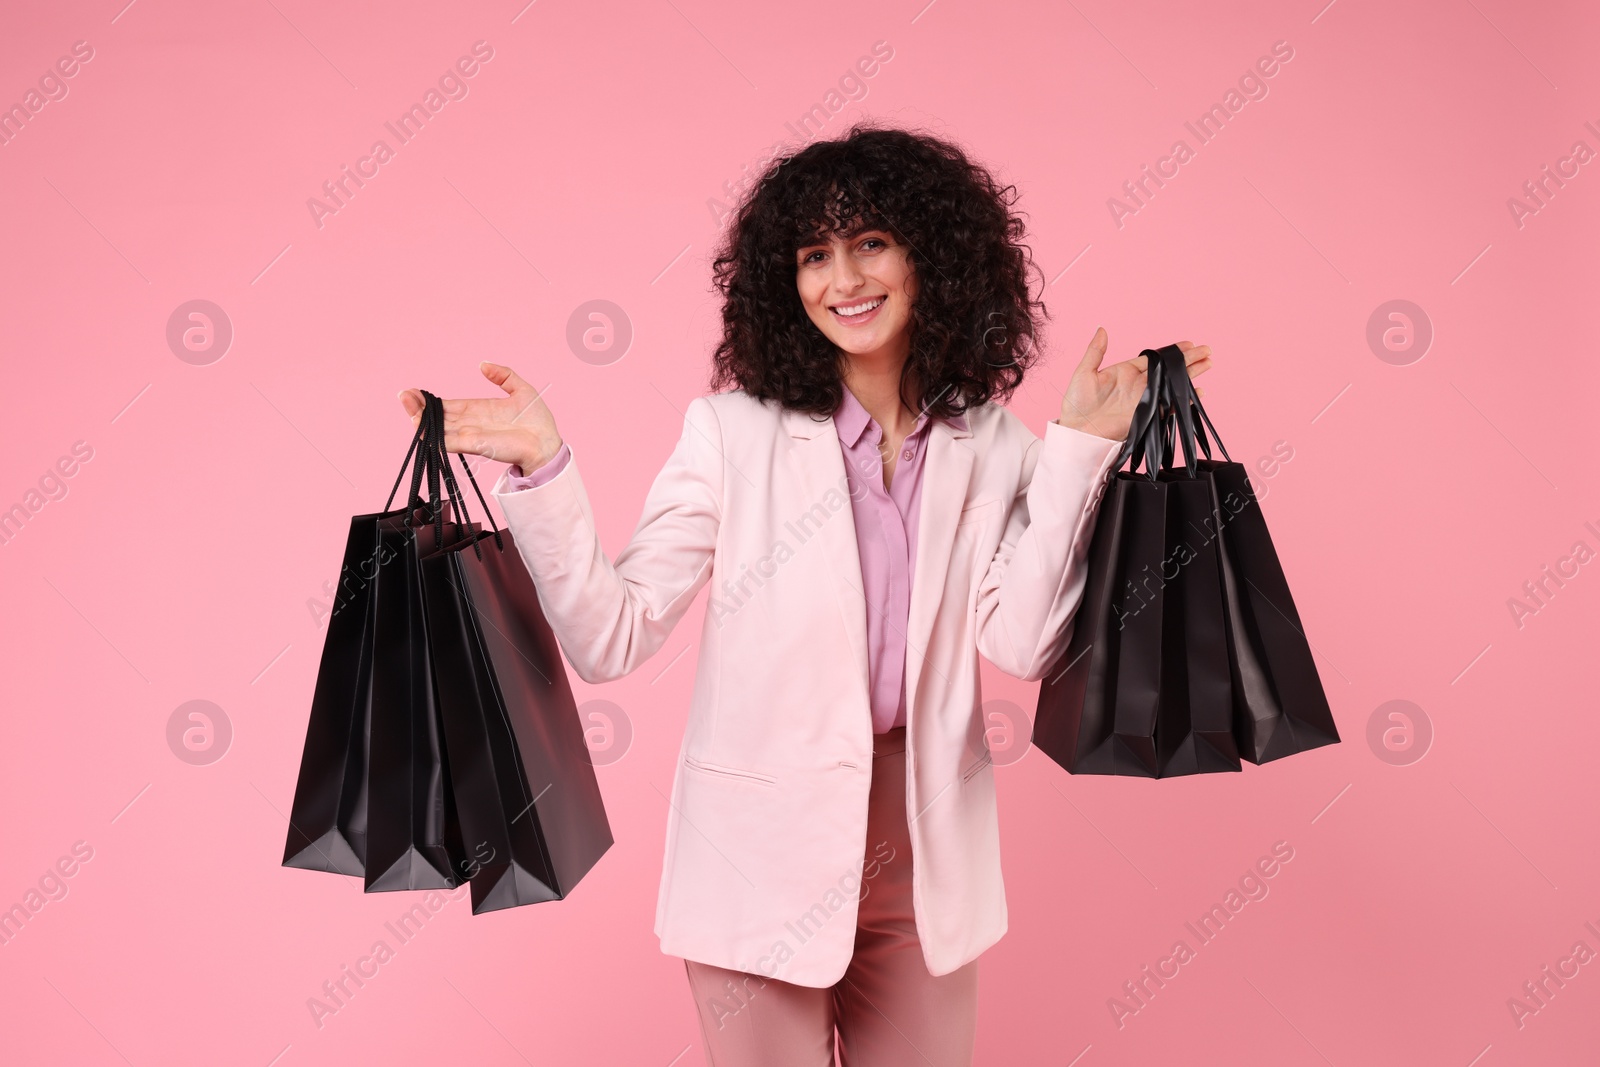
[502,390,972,734]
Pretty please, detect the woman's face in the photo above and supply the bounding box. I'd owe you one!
[794,227,917,363]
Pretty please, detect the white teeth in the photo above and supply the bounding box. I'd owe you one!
[833,297,884,317]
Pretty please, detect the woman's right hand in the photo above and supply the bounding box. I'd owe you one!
[397,362,563,473]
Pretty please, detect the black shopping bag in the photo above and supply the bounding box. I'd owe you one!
[411,392,614,913]
[283,423,437,875]
[1152,468,1245,776]
[363,497,477,892]
[1203,457,1339,763]
[1034,344,1335,777]
[1150,343,1340,765]
[281,510,381,874]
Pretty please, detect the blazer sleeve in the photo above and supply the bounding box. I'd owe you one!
[974,419,1122,681]
[490,397,723,684]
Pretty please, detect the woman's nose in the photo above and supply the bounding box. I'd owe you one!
[832,253,864,292]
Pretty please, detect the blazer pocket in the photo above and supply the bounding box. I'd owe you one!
[956,498,1001,525]
[684,755,779,787]
[960,495,998,521]
[961,750,994,783]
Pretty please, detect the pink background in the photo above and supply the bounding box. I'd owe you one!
[2,0,1596,1063]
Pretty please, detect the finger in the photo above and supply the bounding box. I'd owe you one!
[1076,326,1109,374]
[441,426,487,457]
[397,389,424,421]
[400,388,472,422]
[1181,344,1211,364]
[480,360,529,398]
[1186,355,1213,378]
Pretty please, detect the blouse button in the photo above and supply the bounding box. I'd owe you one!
[901,449,913,461]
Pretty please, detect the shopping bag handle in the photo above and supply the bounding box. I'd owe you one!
[383,416,445,520]
[1116,347,1168,480]
[415,389,506,560]
[378,390,506,559]
[1153,344,1231,472]
[1114,344,1235,480]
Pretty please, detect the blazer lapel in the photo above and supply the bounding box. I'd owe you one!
[904,416,975,724]
[782,406,871,707]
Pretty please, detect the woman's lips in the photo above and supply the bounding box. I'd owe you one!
[830,296,885,326]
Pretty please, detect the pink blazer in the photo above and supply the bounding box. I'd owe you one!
[490,388,1121,987]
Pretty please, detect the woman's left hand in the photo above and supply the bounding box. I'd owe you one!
[1057,327,1213,442]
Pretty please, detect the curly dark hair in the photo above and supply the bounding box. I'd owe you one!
[707,122,1047,421]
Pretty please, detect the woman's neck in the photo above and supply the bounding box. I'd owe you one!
[841,356,920,441]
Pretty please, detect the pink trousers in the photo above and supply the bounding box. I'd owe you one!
[682,726,979,1066]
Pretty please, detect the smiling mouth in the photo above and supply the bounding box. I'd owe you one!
[830,296,885,321]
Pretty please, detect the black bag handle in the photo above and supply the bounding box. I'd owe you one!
[1156,346,1200,477]
[380,408,459,536]
[383,417,431,514]
[1111,344,1235,481]
[1153,344,1231,469]
[409,389,506,560]
[1115,347,1168,480]
[378,390,507,559]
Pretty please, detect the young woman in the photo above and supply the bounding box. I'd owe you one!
[400,124,1211,1066]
